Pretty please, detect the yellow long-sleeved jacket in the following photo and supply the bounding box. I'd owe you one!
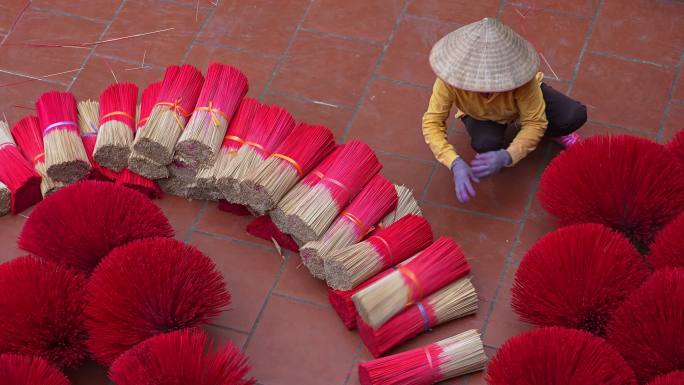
[422,72,547,168]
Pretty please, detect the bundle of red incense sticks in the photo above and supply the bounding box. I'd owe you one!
[325,214,433,290]
[218,105,295,203]
[357,330,486,385]
[77,100,116,181]
[353,236,471,329]
[240,122,336,214]
[0,120,42,214]
[175,63,248,169]
[300,174,398,279]
[94,83,138,171]
[128,82,169,180]
[377,185,422,230]
[10,116,64,196]
[212,97,260,197]
[133,65,203,166]
[357,277,478,357]
[37,91,91,183]
[274,140,381,243]
[328,254,418,330]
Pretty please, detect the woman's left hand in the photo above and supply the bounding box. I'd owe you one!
[470,150,512,179]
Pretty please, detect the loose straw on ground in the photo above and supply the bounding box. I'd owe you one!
[133,65,203,165]
[94,83,138,171]
[37,91,91,183]
[300,174,398,279]
[353,237,471,329]
[325,214,433,290]
[175,63,248,169]
[357,277,478,357]
[240,123,336,215]
[10,115,64,196]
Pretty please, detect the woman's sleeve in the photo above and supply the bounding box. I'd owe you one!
[422,78,458,169]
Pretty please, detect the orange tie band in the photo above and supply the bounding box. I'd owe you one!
[156,99,190,130]
[272,153,303,176]
[398,266,424,304]
[369,235,393,264]
[341,210,368,234]
[102,111,135,127]
[32,152,45,165]
[244,141,271,156]
[195,100,227,127]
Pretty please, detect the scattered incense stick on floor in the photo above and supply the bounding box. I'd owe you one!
[353,237,471,329]
[37,91,91,183]
[10,115,64,196]
[78,100,115,181]
[358,329,486,385]
[219,104,295,203]
[0,181,9,216]
[300,174,398,279]
[94,83,138,171]
[240,123,336,214]
[128,150,168,179]
[0,120,42,214]
[328,254,418,330]
[214,97,260,199]
[325,214,433,290]
[175,63,248,169]
[270,145,343,234]
[358,277,478,357]
[377,185,422,229]
[276,140,381,243]
[133,65,204,165]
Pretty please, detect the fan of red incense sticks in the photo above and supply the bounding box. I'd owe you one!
[646,372,684,385]
[325,214,433,290]
[175,63,248,169]
[36,91,91,183]
[300,174,398,279]
[358,329,486,385]
[18,181,173,272]
[86,237,230,365]
[648,212,684,269]
[0,256,88,368]
[606,268,684,384]
[133,65,204,166]
[512,223,649,335]
[274,140,382,243]
[240,122,336,214]
[357,277,478,357]
[0,119,42,214]
[94,82,138,171]
[0,354,69,385]
[538,135,684,250]
[486,327,637,385]
[353,236,471,329]
[110,329,255,385]
[11,115,64,196]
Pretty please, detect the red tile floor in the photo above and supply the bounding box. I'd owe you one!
[1,0,683,384]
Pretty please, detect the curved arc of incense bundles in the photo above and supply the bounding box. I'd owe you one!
[0,120,42,214]
[132,65,204,165]
[325,214,433,290]
[240,122,336,215]
[37,91,91,183]
[357,277,479,357]
[218,104,295,203]
[175,63,248,169]
[276,140,382,243]
[353,236,471,329]
[300,174,398,279]
[357,329,487,385]
[94,83,139,172]
[10,115,64,197]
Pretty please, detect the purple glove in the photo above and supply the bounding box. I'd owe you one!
[471,150,512,179]
[451,158,479,203]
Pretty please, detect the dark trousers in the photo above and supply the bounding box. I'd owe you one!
[462,83,587,153]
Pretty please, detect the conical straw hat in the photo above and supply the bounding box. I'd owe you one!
[430,18,539,92]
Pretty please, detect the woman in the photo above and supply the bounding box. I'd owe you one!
[422,18,587,203]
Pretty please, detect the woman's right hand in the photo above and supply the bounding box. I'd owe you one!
[451,158,479,203]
